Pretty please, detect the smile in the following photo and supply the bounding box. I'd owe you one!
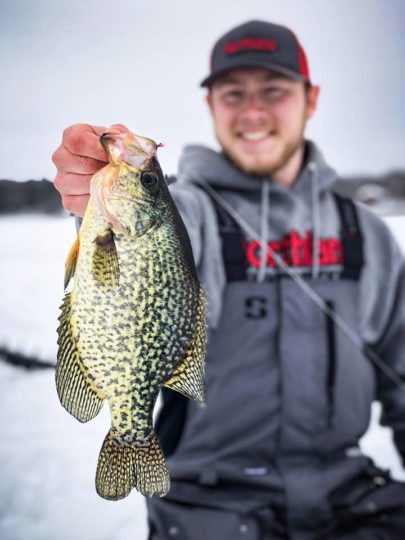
[238,130,274,142]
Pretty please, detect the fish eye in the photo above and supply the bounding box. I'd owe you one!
[141,171,159,192]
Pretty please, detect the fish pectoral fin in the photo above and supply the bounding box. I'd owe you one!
[96,430,170,500]
[92,229,120,287]
[64,236,80,289]
[164,286,206,404]
[56,292,104,422]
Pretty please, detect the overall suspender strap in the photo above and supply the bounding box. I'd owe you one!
[208,191,248,281]
[333,192,364,280]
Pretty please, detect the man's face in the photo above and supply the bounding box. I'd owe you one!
[206,67,319,177]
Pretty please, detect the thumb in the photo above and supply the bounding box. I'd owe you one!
[109,123,130,134]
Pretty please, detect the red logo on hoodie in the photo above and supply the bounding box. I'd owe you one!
[246,230,343,269]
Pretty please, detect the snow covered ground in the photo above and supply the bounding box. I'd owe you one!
[0,363,147,540]
[0,211,404,540]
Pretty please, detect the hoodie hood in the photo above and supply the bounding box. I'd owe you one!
[177,140,338,195]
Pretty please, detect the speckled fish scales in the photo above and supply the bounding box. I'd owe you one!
[55,131,206,500]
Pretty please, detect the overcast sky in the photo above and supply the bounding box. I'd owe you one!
[1,0,404,180]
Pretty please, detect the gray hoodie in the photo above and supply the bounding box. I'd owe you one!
[170,140,404,345]
[150,140,405,537]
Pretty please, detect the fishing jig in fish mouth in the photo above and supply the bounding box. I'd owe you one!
[56,131,207,500]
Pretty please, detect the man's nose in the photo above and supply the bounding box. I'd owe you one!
[243,93,265,111]
[239,93,268,123]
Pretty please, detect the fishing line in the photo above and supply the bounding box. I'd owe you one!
[189,176,405,392]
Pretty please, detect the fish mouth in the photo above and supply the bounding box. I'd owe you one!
[101,132,158,169]
[100,132,117,149]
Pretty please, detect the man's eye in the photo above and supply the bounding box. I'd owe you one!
[263,88,286,100]
[223,90,244,103]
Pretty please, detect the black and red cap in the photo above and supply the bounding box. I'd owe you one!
[201,20,311,87]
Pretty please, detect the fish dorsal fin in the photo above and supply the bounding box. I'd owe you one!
[64,236,80,289]
[56,292,104,422]
[92,229,120,288]
[163,286,206,403]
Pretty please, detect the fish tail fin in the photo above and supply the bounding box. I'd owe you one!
[96,430,170,500]
[96,430,135,501]
[134,432,170,498]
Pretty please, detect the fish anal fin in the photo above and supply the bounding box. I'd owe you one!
[92,229,120,288]
[164,286,206,403]
[64,236,80,289]
[56,293,104,422]
[96,430,169,500]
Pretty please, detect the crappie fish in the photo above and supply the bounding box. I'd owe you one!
[56,131,206,500]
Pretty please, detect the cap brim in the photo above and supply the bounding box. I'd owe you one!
[200,60,309,87]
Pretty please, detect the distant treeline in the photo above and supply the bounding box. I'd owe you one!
[0,173,404,215]
[0,179,63,214]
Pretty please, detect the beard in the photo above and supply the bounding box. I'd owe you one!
[221,132,305,179]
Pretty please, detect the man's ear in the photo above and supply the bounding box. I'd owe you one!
[306,85,320,120]
[205,91,214,114]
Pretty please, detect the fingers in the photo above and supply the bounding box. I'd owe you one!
[109,123,129,133]
[52,123,130,171]
[53,145,106,175]
[52,122,130,216]
[61,194,90,218]
[53,171,92,196]
[59,124,109,162]
[54,169,91,216]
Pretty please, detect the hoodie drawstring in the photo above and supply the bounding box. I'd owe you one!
[258,180,270,282]
[309,161,320,280]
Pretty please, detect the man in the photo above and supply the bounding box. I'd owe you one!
[53,20,405,540]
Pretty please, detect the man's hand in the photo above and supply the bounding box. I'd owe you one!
[52,123,129,216]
